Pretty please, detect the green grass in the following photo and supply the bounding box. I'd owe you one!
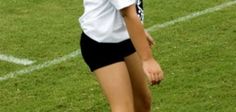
[0,0,235,111]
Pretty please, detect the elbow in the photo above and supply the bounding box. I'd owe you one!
[120,5,137,18]
[120,7,129,18]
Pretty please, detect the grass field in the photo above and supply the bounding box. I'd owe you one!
[0,0,236,111]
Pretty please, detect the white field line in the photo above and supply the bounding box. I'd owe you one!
[147,0,236,32]
[0,1,236,81]
[0,50,80,81]
[0,54,35,65]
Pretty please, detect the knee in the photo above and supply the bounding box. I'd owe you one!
[142,94,152,111]
[111,102,135,112]
[135,92,152,112]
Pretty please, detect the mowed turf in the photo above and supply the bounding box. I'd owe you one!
[0,0,235,112]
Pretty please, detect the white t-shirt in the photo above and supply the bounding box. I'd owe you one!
[79,0,136,43]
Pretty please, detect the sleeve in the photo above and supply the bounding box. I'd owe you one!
[109,0,136,10]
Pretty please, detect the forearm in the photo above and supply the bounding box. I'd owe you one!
[121,5,153,61]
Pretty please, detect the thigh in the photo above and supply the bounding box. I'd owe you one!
[94,62,134,112]
[80,33,123,72]
[124,53,151,98]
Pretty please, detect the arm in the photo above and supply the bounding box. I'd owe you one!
[145,30,155,47]
[120,5,164,85]
[120,4,152,60]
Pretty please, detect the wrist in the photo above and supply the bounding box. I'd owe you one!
[140,49,153,61]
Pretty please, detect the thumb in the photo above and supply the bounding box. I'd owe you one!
[143,69,152,84]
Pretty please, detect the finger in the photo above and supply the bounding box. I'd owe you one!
[152,72,163,86]
[159,71,164,81]
[155,73,161,84]
[151,80,161,86]
[148,71,156,85]
[149,36,155,45]
[156,80,161,85]
[151,72,156,84]
[144,70,152,84]
[149,37,154,45]
[146,38,153,47]
[152,72,160,85]
[151,79,158,86]
[151,80,157,85]
[147,37,154,46]
[145,30,155,45]
[151,78,161,86]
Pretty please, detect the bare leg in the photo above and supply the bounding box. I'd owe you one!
[94,62,135,112]
[125,53,152,112]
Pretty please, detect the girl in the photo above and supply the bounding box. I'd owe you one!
[79,0,164,111]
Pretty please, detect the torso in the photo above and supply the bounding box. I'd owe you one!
[79,0,144,43]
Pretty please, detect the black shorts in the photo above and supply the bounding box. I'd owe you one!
[80,32,136,71]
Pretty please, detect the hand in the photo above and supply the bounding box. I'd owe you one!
[145,31,155,47]
[142,58,164,85]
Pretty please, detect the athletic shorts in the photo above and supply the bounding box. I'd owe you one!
[80,32,136,72]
